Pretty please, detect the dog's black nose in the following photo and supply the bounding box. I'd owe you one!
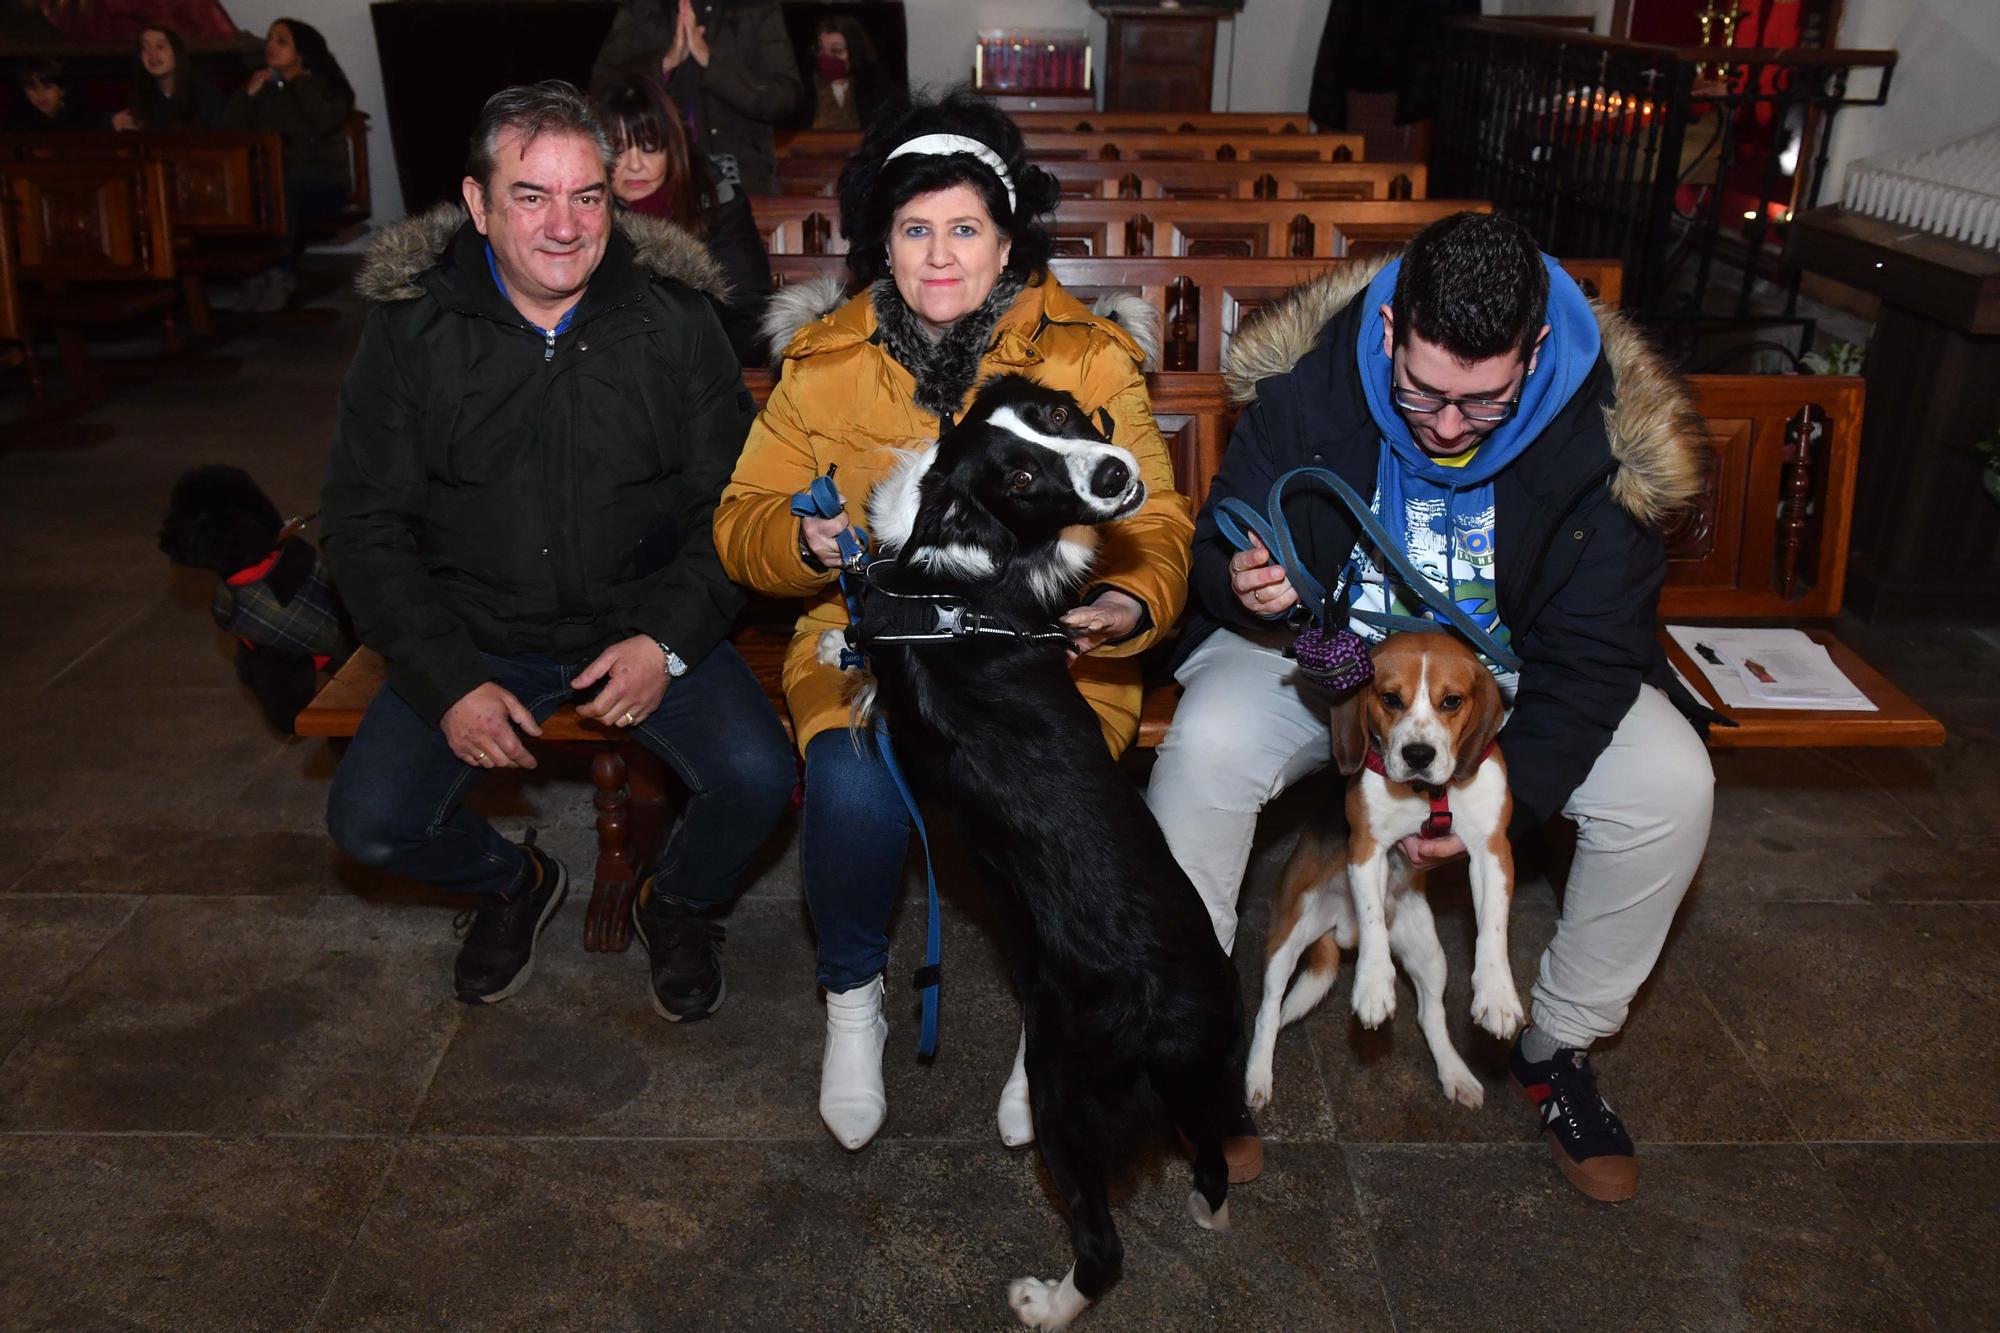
[1089,455,1131,499]
[1400,743,1437,773]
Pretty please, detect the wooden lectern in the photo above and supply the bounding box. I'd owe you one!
[1092,3,1243,113]
[1789,206,2000,623]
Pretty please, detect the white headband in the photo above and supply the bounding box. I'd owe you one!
[884,133,1016,212]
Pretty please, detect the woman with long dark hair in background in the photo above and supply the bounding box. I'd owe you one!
[112,25,222,131]
[223,17,356,309]
[591,73,772,365]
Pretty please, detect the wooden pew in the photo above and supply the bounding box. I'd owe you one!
[297,110,372,244]
[1,155,179,398]
[776,157,1428,202]
[0,130,290,336]
[777,129,1367,163]
[1007,111,1318,135]
[0,198,42,406]
[765,254,1626,372]
[756,197,1494,260]
[296,359,1941,948]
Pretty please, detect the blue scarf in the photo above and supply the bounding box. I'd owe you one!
[1352,255,1601,642]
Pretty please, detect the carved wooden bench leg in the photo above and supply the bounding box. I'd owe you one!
[585,747,637,953]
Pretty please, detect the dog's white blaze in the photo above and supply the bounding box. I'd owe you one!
[1384,656,1455,787]
[985,405,1143,518]
[865,443,936,553]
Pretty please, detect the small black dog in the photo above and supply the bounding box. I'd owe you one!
[158,465,353,733]
[841,375,1246,1331]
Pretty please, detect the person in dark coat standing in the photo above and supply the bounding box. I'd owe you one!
[1148,212,1714,1205]
[592,0,801,196]
[321,81,795,1017]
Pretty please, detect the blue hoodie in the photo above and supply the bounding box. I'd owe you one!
[1345,254,1601,682]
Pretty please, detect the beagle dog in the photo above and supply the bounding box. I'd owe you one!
[1245,631,1525,1111]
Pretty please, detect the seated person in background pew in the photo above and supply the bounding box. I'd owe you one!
[221,17,355,309]
[113,25,222,132]
[1148,211,1714,1203]
[9,57,100,131]
[321,81,795,1015]
[591,72,772,365]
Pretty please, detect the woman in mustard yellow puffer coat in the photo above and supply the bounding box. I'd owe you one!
[712,90,1191,1153]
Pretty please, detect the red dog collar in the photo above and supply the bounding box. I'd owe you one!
[1364,742,1496,840]
[225,548,282,587]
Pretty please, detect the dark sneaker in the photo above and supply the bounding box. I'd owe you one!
[631,878,726,1022]
[453,840,568,1004]
[1511,1037,1638,1202]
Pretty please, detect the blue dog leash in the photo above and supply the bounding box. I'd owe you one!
[789,467,945,1060]
[1212,465,1524,675]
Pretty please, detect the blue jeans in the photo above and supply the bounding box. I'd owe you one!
[327,644,796,906]
[801,729,913,993]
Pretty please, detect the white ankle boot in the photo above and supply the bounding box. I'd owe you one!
[996,1026,1034,1147]
[820,975,888,1150]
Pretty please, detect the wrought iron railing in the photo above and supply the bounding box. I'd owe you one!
[1434,18,1895,364]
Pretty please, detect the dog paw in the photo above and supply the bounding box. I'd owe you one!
[1188,1189,1231,1232]
[1470,967,1526,1040]
[1350,962,1397,1029]
[1008,1272,1086,1331]
[1244,1063,1273,1111]
[1438,1061,1485,1109]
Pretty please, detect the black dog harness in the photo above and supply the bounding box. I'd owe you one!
[851,565,1073,650]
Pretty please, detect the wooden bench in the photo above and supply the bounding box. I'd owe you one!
[296,111,372,245]
[767,254,1625,373]
[296,361,1943,951]
[756,196,1494,260]
[776,129,1368,163]
[1,154,180,399]
[776,157,1428,202]
[1006,112,1319,135]
[0,197,41,406]
[2,129,296,338]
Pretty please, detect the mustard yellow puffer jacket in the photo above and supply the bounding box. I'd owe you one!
[713,274,1193,756]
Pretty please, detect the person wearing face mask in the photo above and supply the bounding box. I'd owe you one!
[591,0,800,197]
[222,17,356,309]
[112,25,222,132]
[805,16,890,132]
[712,88,1197,1161]
[589,73,770,365]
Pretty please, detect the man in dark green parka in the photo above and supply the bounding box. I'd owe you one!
[322,82,794,1016]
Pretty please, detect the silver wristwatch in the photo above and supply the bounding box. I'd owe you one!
[653,638,689,678]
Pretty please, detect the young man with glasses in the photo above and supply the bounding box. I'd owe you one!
[1149,212,1713,1203]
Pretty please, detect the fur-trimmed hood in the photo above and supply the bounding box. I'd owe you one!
[1221,256,1707,528]
[354,201,732,305]
[758,271,1163,375]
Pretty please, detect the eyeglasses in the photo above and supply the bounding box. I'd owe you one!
[1390,384,1520,424]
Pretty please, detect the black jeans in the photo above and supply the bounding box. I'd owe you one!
[327,644,796,906]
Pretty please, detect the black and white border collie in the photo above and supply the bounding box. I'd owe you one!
[827,375,1246,1331]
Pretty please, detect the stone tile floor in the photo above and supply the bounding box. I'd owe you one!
[1,281,1995,1331]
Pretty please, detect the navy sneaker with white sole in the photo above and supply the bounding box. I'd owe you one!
[453,840,568,1004]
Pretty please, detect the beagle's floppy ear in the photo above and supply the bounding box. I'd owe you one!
[1452,662,1506,782]
[1329,684,1372,778]
[1093,407,1115,441]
